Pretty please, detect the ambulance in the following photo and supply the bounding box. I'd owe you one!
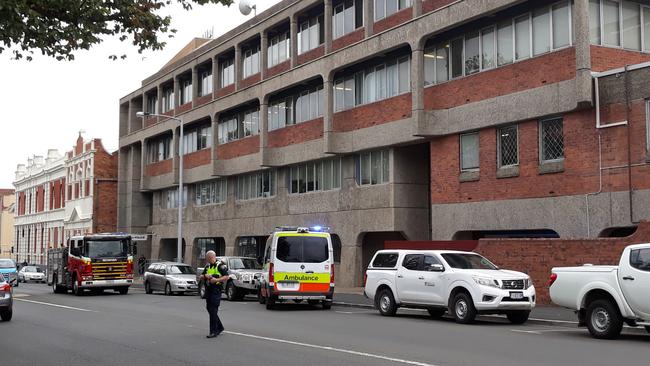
[257,226,335,310]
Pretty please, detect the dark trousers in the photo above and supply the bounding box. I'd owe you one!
[206,291,224,335]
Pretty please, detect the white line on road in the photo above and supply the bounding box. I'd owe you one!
[15,298,98,312]
[225,330,440,366]
[510,329,580,335]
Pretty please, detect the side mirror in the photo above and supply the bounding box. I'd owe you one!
[431,264,445,272]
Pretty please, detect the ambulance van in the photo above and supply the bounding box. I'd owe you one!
[257,227,334,310]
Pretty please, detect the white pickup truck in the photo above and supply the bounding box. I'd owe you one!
[550,243,650,339]
[364,250,536,324]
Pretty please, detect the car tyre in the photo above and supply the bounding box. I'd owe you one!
[164,282,173,296]
[145,281,153,294]
[586,299,623,339]
[258,286,267,304]
[322,301,332,310]
[266,295,276,310]
[645,326,650,334]
[506,310,530,324]
[118,287,129,295]
[427,308,446,318]
[199,282,206,299]
[451,292,477,324]
[376,288,397,317]
[72,279,83,296]
[0,309,12,321]
[226,281,238,301]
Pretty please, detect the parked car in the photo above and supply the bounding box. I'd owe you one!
[18,266,46,283]
[197,256,263,300]
[364,250,536,324]
[0,278,12,321]
[144,262,198,295]
[0,259,18,287]
[550,243,650,339]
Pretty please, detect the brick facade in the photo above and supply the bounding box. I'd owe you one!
[297,45,325,65]
[373,7,413,34]
[268,118,324,148]
[183,149,211,169]
[332,28,365,51]
[216,135,260,160]
[422,0,457,13]
[215,84,236,99]
[333,93,412,132]
[145,159,173,177]
[590,45,650,72]
[240,74,261,89]
[266,60,291,78]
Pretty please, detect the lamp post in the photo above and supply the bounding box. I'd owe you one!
[136,111,184,263]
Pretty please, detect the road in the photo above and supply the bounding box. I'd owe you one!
[1,283,648,366]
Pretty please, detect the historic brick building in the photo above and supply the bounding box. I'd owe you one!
[13,135,118,264]
[117,0,650,286]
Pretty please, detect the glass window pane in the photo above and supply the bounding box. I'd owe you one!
[552,2,571,48]
[307,163,315,192]
[603,0,621,46]
[376,0,386,20]
[645,7,650,51]
[497,20,514,66]
[345,4,354,34]
[481,28,495,70]
[398,58,410,93]
[387,0,398,16]
[515,15,531,60]
[381,150,389,183]
[310,90,318,120]
[299,165,306,193]
[451,38,464,78]
[436,43,449,82]
[541,118,564,161]
[323,161,332,190]
[424,48,436,85]
[460,133,479,170]
[622,2,641,50]
[345,76,356,108]
[465,32,479,75]
[533,8,551,55]
[499,125,518,167]
[371,151,381,185]
[360,153,371,185]
[376,65,386,100]
[310,22,319,49]
[333,158,341,188]
[589,0,602,44]
[365,69,376,103]
[386,62,398,96]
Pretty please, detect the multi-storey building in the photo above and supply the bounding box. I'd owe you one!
[13,135,118,264]
[118,0,650,287]
[0,189,15,259]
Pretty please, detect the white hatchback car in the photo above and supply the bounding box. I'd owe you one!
[18,266,46,283]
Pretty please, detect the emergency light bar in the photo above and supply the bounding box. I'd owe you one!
[273,226,331,233]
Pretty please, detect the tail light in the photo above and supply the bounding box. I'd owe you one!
[269,263,274,284]
[331,264,335,285]
[1,283,11,292]
[548,273,558,287]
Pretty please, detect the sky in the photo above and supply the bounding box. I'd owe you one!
[0,0,281,188]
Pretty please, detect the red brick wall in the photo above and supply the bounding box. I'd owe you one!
[430,100,650,204]
[297,45,325,65]
[93,179,117,234]
[240,74,261,89]
[333,93,412,132]
[196,94,212,107]
[215,84,235,98]
[183,149,211,169]
[422,0,457,13]
[36,186,44,212]
[93,143,118,180]
[590,45,650,72]
[216,135,260,160]
[145,116,158,127]
[145,159,173,177]
[176,102,192,114]
[268,118,324,148]
[373,7,413,34]
[425,48,576,110]
[266,60,291,78]
[332,28,365,51]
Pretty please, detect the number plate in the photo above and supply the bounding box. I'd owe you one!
[189,285,197,289]
[510,292,524,300]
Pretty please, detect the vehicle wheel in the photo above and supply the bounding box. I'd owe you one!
[375,289,397,316]
[451,292,477,324]
[307,300,320,306]
[118,287,129,295]
[0,309,12,321]
[226,281,238,301]
[144,281,153,294]
[645,326,650,334]
[586,299,623,339]
[258,287,266,304]
[265,295,276,310]
[72,279,83,296]
[164,282,172,296]
[506,311,530,324]
[427,308,446,318]
[52,277,60,294]
[322,301,332,310]
[293,299,303,304]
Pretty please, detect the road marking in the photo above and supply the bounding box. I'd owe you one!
[12,293,30,298]
[511,328,580,335]
[15,298,98,312]
[335,310,374,314]
[225,330,440,366]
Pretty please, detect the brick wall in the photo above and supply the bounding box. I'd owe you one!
[196,94,212,107]
[266,60,291,78]
[332,28,365,51]
[333,93,411,132]
[145,159,173,177]
[93,179,117,234]
[183,149,211,169]
[176,102,192,114]
[215,84,235,99]
[297,45,325,65]
[240,74,261,89]
[36,186,44,212]
[590,45,650,72]
[373,7,413,34]
[145,116,158,127]
[425,48,576,110]
[216,135,260,160]
[422,0,457,13]
[268,118,324,148]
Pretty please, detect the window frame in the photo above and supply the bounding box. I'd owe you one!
[459,132,480,172]
[497,124,520,168]
[220,58,235,88]
[357,149,390,186]
[195,179,227,206]
[539,117,565,163]
[200,69,213,96]
[374,0,412,21]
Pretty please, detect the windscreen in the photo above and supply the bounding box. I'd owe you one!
[229,258,262,270]
[276,236,329,263]
[24,266,42,273]
[441,253,498,270]
[168,265,195,275]
[0,259,15,269]
[85,240,128,258]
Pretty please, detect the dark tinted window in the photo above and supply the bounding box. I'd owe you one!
[276,236,329,263]
[402,254,422,271]
[168,265,195,274]
[0,259,15,269]
[371,253,399,268]
[423,255,443,272]
[630,248,650,271]
[441,253,497,270]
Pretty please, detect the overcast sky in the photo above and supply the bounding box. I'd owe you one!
[0,0,280,189]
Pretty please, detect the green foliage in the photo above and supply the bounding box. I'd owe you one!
[0,0,234,61]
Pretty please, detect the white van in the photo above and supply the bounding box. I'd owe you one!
[257,227,334,310]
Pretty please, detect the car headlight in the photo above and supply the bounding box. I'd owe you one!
[525,278,534,289]
[473,277,500,288]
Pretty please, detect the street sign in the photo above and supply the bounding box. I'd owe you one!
[131,234,148,242]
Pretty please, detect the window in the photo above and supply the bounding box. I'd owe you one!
[357,150,389,185]
[180,79,192,105]
[236,170,276,200]
[298,15,324,54]
[371,252,399,268]
[402,254,422,271]
[481,27,496,70]
[645,7,650,51]
[465,32,480,75]
[622,1,641,50]
[161,87,174,112]
[268,31,290,68]
[333,0,363,39]
[217,107,260,144]
[183,125,211,155]
[276,236,329,263]
[552,1,571,49]
[162,186,188,209]
[603,0,621,46]
[590,0,602,44]
[498,125,519,167]
[540,118,564,162]
[242,45,260,78]
[289,158,341,194]
[532,7,550,56]
[197,238,224,260]
[195,180,226,206]
[515,15,531,60]
[460,132,480,171]
[200,70,213,96]
[591,1,650,51]
[375,0,412,21]
[146,95,157,114]
[630,248,650,271]
[220,58,235,88]
[272,85,323,129]
[497,20,514,66]
[450,37,464,78]
[423,255,444,272]
[147,136,172,163]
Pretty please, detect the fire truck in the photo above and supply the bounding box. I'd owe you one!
[47,233,137,295]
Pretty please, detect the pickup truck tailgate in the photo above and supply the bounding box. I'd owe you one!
[550,266,618,309]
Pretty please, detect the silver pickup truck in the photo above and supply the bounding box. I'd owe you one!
[197,256,263,300]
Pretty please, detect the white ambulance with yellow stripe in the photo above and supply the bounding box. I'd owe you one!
[257,227,335,310]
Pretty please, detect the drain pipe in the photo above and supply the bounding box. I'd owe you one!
[585,134,603,238]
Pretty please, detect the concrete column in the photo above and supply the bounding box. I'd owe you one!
[259,99,269,166]
[323,76,335,153]
[261,31,269,79]
[157,84,163,114]
[364,0,374,37]
[173,76,180,109]
[573,0,592,107]
[413,0,423,17]
[191,66,199,105]
[324,0,333,53]
[290,14,299,67]
[212,58,218,97]
[235,45,242,89]
[411,47,425,136]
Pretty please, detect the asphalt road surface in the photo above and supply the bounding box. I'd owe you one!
[1,283,648,366]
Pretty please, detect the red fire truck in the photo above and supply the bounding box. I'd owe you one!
[47,233,137,295]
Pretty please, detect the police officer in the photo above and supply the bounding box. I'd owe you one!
[201,250,229,338]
